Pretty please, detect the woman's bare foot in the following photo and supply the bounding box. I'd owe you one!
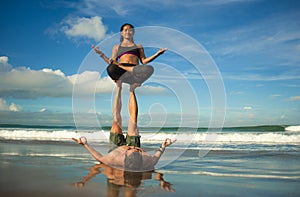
[115,79,122,88]
[117,65,134,72]
[130,83,141,92]
[119,71,134,84]
[72,137,87,145]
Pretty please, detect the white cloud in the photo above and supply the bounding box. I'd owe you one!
[271,94,282,97]
[62,16,107,42]
[0,56,111,98]
[88,108,96,114]
[0,98,8,111]
[243,106,252,110]
[39,108,47,112]
[77,0,145,17]
[212,12,300,58]
[136,85,167,95]
[9,103,21,112]
[224,72,300,81]
[0,56,167,99]
[0,98,21,112]
[0,66,73,99]
[42,68,65,77]
[77,0,255,18]
[289,96,300,101]
[230,91,244,95]
[0,56,12,72]
[201,0,256,6]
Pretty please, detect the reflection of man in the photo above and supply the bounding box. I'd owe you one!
[73,163,175,197]
[73,81,176,171]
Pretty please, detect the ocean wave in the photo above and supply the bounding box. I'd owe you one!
[141,132,300,144]
[0,128,299,144]
[0,124,288,132]
[285,125,300,132]
[161,170,300,180]
[0,129,81,141]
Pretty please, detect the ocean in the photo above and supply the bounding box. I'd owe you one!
[0,124,299,196]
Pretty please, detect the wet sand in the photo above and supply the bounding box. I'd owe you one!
[1,140,299,197]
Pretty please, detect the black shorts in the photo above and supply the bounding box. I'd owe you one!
[106,64,153,84]
[109,132,141,152]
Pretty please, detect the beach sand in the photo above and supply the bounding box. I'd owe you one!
[1,140,299,197]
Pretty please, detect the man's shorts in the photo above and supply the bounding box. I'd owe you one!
[109,132,141,152]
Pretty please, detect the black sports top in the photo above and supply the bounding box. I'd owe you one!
[117,44,140,59]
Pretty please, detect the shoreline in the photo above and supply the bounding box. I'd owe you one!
[1,140,299,197]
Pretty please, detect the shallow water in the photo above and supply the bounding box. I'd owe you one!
[0,140,299,197]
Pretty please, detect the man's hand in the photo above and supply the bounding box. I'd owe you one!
[72,137,87,145]
[161,138,176,148]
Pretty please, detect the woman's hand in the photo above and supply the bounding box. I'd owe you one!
[92,44,104,56]
[157,48,168,56]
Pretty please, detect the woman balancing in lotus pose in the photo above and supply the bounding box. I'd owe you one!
[92,23,167,139]
[92,23,167,84]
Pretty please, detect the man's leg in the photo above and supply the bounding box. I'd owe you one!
[126,84,141,147]
[109,81,126,150]
[127,84,139,136]
[111,80,122,133]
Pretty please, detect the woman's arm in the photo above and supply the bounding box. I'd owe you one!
[92,44,119,65]
[138,44,167,65]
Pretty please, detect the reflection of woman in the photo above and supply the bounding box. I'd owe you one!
[73,163,175,196]
[92,23,167,84]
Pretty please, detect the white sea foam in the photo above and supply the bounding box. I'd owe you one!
[0,129,81,141]
[140,132,300,144]
[1,128,299,145]
[0,129,107,141]
[285,125,300,132]
[161,170,300,180]
[0,152,77,157]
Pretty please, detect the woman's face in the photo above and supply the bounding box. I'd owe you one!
[121,25,134,40]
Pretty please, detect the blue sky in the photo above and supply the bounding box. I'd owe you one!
[0,0,299,127]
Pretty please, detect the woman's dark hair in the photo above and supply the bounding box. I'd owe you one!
[120,23,135,43]
[120,23,134,32]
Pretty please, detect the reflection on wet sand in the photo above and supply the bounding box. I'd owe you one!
[73,163,175,197]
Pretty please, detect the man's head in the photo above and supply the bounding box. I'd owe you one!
[124,147,143,171]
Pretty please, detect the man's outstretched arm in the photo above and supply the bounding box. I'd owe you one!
[151,138,176,166]
[72,137,104,162]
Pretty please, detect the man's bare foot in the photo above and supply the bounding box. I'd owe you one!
[72,137,87,145]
